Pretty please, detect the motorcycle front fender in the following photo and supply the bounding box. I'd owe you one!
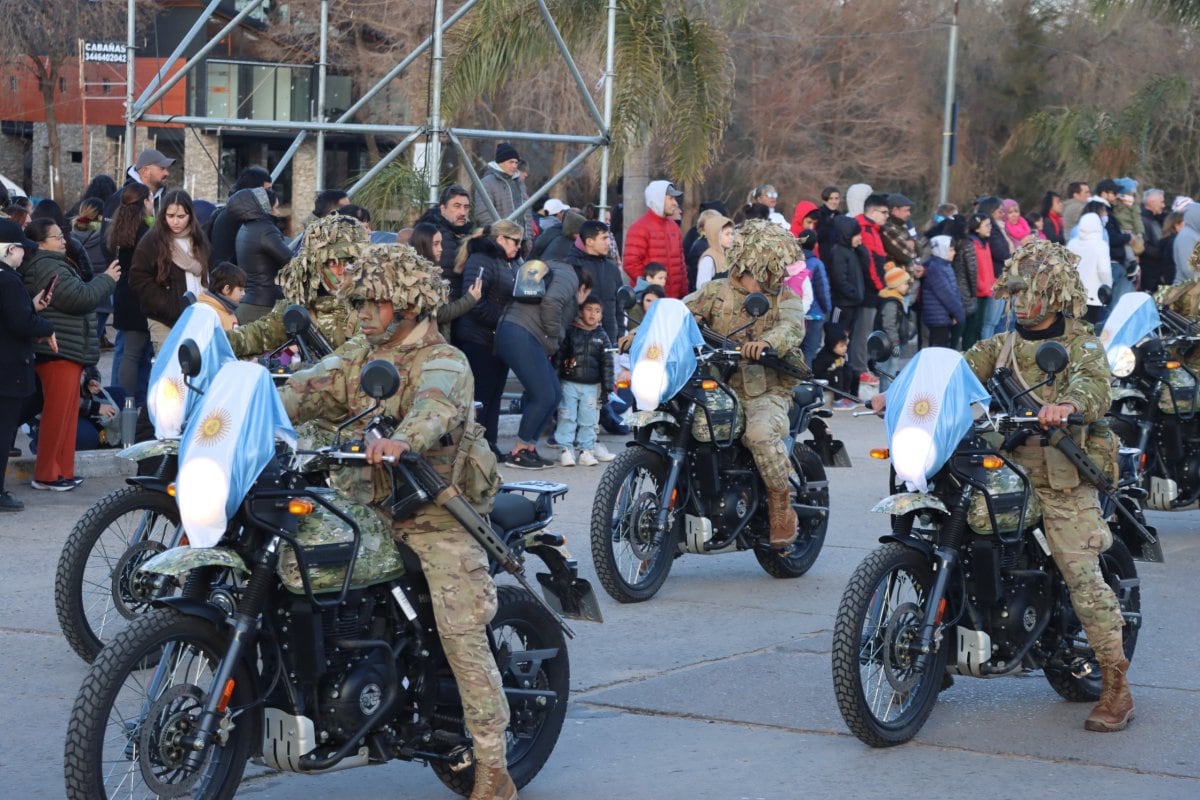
[118,438,180,463]
[124,475,174,494]
[871,492,949,517]
[151,596,231,627]
[141,545,250,578]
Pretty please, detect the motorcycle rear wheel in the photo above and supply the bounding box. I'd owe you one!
[1044,538,1140,702]
[589,447,679,603]
[63,608,253,800]
[431,585,570,795]
[831,542,948,747]
[756,444,830,578]
[55,486,181,662]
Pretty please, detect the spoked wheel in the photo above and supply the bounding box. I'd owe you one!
[63,609,253,799]
[831,543,948,747]
[756,444,830,578]
[431,585,570,796]
[589,448,679,603]
[1044,538,1140,701]
[55,486,182,662]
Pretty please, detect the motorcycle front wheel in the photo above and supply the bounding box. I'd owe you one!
[431,585,570,796]
[1044,537,1140,701]
[55,486,182,662]
[831,542,948,747]
[589,447,680,603]
[63,609,253,800]
[756,444,830,578]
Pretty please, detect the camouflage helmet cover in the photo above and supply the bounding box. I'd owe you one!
[339,243,448,318]
[992,240,1087,320]
[726,218,802,290]
[278,214,369,304]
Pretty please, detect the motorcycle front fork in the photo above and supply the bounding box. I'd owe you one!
[652,409,696,539]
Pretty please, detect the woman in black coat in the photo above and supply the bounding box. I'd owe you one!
[0,221,55,510]
[107,183,154,406]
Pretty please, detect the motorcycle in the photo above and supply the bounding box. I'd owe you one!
[1105,290,1200,521]
[64,351,594,799]
[589,294,844,603]
[831,336,1146,747]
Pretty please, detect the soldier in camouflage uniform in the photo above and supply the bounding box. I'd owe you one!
[1155,279,1200,374]
[872,240,1132,733]
[684,219,808,549]
[278,251,515,800]
[227,214,368,358]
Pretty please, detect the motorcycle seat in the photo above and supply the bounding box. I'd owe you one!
[489,492,539,531]
[792,384,822,409]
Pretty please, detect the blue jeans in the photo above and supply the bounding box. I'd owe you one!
[497,322,561,447]
[114,329,153,407]
[555,381,600,451]
[802,318,824,369]
[982,296,1009,339]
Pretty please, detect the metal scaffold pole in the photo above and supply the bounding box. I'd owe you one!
[315,0,330,191]
[598,0,617,213]
[427,0,445,206]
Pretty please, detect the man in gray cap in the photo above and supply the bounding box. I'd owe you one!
[104,148,175,217]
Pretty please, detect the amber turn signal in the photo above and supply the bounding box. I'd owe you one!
[616,380,630,389]
[288,498,315,516]
[869,448,890,460]
[700,379,719,391]
[166,483,176,497]
[1167,360,1181,369]
[981,456,1004,470]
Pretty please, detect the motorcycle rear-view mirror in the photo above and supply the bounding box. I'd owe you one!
[1035,341,1069,376]
[1097,285,1113,306]
[866,331,892,363]
[616,285,637,311]
[177,339,202,378]
[283,304,314,337]
[360,359,401,400]
[743,292,770,318]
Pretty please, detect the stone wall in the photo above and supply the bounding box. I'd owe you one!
[183,131,222,202]
[290,138,318,223]
[0,132,30,195]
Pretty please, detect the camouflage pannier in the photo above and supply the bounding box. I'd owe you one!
[1157,365,1199,414]
[277,491,405,594]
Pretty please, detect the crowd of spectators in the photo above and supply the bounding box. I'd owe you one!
[4,140,1200,503]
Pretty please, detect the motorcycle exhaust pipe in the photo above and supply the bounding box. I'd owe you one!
[791,503,827,520]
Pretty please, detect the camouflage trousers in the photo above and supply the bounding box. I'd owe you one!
[741,392,795,492]
[396,507,510,767]
[1018,450,1126,666]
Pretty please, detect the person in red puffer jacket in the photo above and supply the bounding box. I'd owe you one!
[623,180,687,298]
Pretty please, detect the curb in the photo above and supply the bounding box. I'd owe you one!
[5,448,137,483]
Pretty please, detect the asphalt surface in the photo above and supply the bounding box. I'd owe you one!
[1,412,1198,799]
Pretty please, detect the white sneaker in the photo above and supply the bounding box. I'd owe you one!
[559,448,576,467]
[593,442,616,462]
[578,450,599,467]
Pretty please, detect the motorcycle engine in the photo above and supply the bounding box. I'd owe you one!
[710,486,753,535]
[319,651,391,741]
[988,573,1052,657]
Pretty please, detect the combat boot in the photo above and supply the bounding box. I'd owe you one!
[469,764,518,800]
[1085,659,1134,732]
[766,488,798,549]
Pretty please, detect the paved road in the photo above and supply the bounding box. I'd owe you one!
[2,414,1197,799]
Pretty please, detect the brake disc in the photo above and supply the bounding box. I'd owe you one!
[883,601,923,692]
[111,539,169,618]
[138,683,207,797]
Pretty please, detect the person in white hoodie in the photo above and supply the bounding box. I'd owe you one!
[1067,212,1113,326]
[844,183,873,218]
[1172,203,1200,284]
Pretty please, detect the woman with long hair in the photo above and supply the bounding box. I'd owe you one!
[453,220,523,460]
[129,189,210,349]
[959,213,994,351]
[107,183,155,405]
[412,220,481,337]
[20,218,120,490]
[1040,191,1065,244]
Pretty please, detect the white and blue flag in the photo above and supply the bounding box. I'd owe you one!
[885,347,990,492]
[176,361,296,548]
[147,303,236,439]
[629,298,704,411]
[1099,291,1160,370]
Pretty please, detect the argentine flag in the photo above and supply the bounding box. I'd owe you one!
[629,298,704,411]
[176,361,296,548]
[147,303,236,438]
[885,347,990,492]
[1099,292,1161,371]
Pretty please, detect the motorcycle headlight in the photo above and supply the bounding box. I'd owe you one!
[1110,345,1137,378]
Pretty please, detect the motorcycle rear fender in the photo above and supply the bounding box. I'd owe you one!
[140,545,250,578]
[528,544,604,623]
[124,475,174,494]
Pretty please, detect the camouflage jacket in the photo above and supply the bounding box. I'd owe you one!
[685,278,807,398]
[279,321,476,507]
[227,293,356,358]
[963,317,1110,424]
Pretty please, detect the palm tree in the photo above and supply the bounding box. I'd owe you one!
[440,0,738,219]
[1097,0,1200,24]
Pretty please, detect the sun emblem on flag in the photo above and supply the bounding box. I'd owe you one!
[646,344,663,360]
[161,376,185,403]
[1099,326,1114,345]
[195,408,233,446]
[907,393,939,423]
